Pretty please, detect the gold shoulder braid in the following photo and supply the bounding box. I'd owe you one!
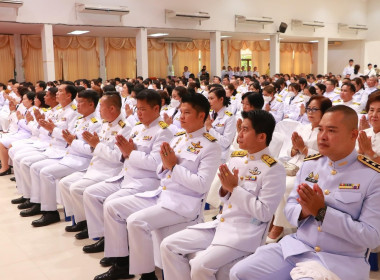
[91,117,98,123]
[71,104,77,110]
[203,133,217,142]
[358,155,380,173]
[118,120,126,128]
[261,154,277,167]
[135,121,142,125]
[231,150,248,157]
[225,111,233,117]
[159,121,168,129]
[304,153,323,161]
[175,131,186,136]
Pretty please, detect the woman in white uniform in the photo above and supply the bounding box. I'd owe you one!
[267,95,332,242]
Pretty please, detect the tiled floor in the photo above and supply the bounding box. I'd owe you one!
[0,173,379,280]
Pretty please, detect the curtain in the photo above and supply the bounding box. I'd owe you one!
[54,36,99,81]
[227,40,270,74]
[0,35,15,84]
[280,43,312,74]
[148,39,168,78]
[21,35,44,83]
[105,37,136,79]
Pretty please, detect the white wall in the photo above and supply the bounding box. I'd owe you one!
[327,41,364,75]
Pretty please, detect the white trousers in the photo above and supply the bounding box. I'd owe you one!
[205,173,222,208]
[161,227,249,280]
[83,180,138,239]
[58,171,97,222]
[37,162,77,211]
[229,243,320,280]
[104,195,191,274]
[273,176,296,228]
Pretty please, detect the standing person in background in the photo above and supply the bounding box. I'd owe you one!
[342,59,354,77]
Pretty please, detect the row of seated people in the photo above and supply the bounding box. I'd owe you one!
[1,76,380,280]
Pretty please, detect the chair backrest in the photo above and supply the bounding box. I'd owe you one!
[268,131,284,159]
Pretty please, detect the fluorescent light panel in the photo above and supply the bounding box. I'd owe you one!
[309,40,319,43]
[68,30,90,35]
[149,33,169,37]
[221,35,232,38]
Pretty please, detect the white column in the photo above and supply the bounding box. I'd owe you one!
[14,34,24,82]
[223,40,228,68]
[270,33,280,77]
[98,37,106,80]
[41,24,55,82]
[317,37,328,75]
[168,42,173,76]
[136,28,148,79]
[210,31,221,78]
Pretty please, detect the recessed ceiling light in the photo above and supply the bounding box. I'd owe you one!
[148,33,169,37]
[309,40,319,43]
[68,30,90,35]
[221,35,232,38]
[263,38,270,41]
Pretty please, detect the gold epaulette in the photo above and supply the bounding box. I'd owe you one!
[203,133,217,142]
[231,150,248,157]
[162,107,168,111]
[360,110,367,114]
[175,131,186,136]
[353,102,361,106]
[78,116,84,119]
[231,96,236,100]
[57,105,62,110]
[261,154,277,167]
[91,117,98,123]
[71,104,77,110]
[332,100,341,103]
[304,153,323,161]
[42,107,50,112]
[225,111,233,117]
[159,121,168,129]
[358,155,380,173]
[276,98,283,103]
[135,121,142,125]
[118,120,126,128]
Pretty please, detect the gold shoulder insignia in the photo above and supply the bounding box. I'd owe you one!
[231,96,236,100]
[135,121,142,125]
[332,100,341,103]
[225,111,233,117]
[353,102,361,105]
[175,131,186,136]
[159,121,168,129]
[304,153,323,161]
[261,154,277,167]
[360,110,367,114]
[162,107,168,111]
[118,120,126,128]
[57,105,62,110]
[231,150,248,157]
[209,109,213,112]
[71,104,77,110]
[77,116,84,119]
[91,117,98,123]
[42,108,49,112]
[358,155,380,173]
[203,133,217,142]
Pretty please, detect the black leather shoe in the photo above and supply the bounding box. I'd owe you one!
[11,196,27,204]
[0,167,11,176]
[20,204,41,217]
[83,237,104,253]
[65,220,87,232]
[75,228,89,240]
[139,272,158,280]
[100,257,116,267]
[10,177,16,182]
[18,199,33,210]
[32,211,60,227]
[94,263,134,280]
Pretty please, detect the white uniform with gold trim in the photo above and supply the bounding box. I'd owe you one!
[161,148,286,280]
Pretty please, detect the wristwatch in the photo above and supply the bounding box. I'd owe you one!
[315,206,327,222]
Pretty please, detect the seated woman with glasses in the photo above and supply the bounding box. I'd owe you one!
[267,95,332,243]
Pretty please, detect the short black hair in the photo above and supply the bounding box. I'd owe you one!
[366,90,380,112]
[158,90,170,105]
[136,89,162,110]
[36,80,47,90]
[8,79,17,85]
[242,92,264,110]
[64,84,78,100]
[241,110,276,146]
[342,83,356,93]
[18,86,29,97]
[103,84,116,93]
[35,91,49,108]
[48,87,58,97]
[103,91,122,110]
[209,87,231,107]
[306,95,332,115]
[78,90,100,108]
[325,105,358,130]
[181,92,210,122]
[25,91,36,105]
[173,86,188,99]
[81,79,90,88]
[132,83,145,95]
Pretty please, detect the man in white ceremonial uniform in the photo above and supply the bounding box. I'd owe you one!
[230,105,380,280]
[323,80,340,102]
[28,90,101,227]
[342,59,354,77]
[10,88,60,206]
[161,110,286,280]
[18,84,79,217]
[93,93,221,280]
[364,75,378,97]
[332,83,363,113]
[80,90,173,260]
[59,92,132,240]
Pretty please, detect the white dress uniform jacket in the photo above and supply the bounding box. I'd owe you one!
[283,92,305,121]
[267,97,284,123]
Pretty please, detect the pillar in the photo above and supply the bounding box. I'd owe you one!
[136,28,148,79]
[14,34,24,82]
[317,37,328,75]
[210,31,221,78]
[98,37,106,81]
[270,33,280,76]
[41,24,55,82]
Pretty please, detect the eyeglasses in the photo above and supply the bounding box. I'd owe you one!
[306,107,321,113]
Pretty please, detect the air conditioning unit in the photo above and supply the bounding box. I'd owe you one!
[292,19,325,28]
[235,15,274,25]
[76,3,130,16]
[338,23,368,31]
[160,37,193,43]
[165,9,210,22]
[0,0,23,15]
